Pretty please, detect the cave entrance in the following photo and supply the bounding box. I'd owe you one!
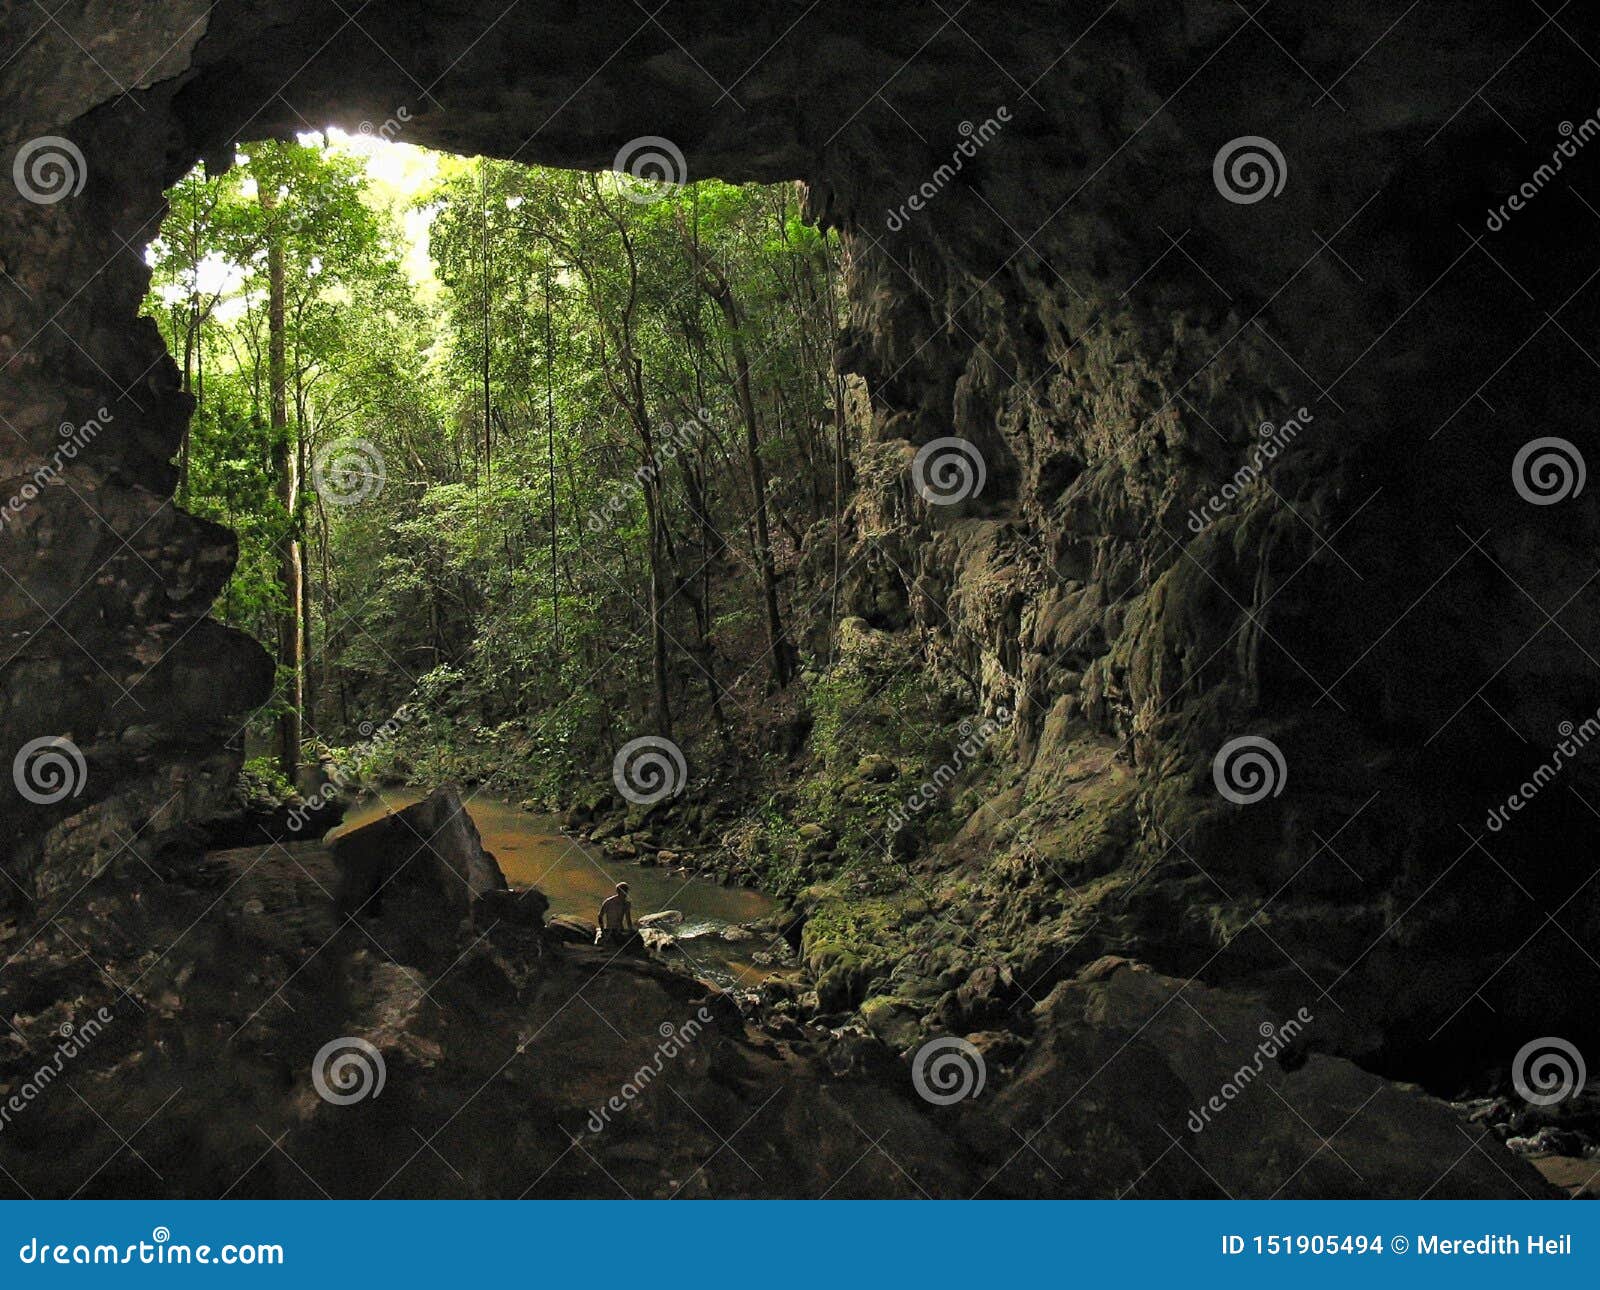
[140,127,844,815]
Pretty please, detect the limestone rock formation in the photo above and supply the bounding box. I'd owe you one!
[0,836,1550,1198]
[967,958,1558,1198]
[2,0,1598,1109]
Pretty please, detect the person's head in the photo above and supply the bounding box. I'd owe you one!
[616,882,629,898]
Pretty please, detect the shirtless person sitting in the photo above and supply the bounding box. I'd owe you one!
[595,881,634,946]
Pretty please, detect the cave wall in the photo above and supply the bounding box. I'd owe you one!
[3,0,1598,1067]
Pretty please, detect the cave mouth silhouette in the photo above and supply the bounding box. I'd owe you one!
[4,2,1600,1105]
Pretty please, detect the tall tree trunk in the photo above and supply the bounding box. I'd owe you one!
[821,233,848,667]
[544,265,559,662]
[299,471,314,736]
[261,179,302,784]
[480,159,493,481]
[631,357,673,739]
[701,263,792,689]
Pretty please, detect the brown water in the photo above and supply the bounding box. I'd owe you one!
[333,791,780,989]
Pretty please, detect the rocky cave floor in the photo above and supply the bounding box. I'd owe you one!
[0,823,1590,1201]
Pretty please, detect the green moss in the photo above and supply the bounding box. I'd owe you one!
[1027,776,1139,880]
[859,994,924,1047]
[802,887,912,970]
[236,756,294,810]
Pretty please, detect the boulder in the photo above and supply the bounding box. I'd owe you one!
[855,754,898,783]
[964,1029,1027,1067]
[545,915,594,944]
[332,786,508,925]
[475,886,550,929]
[637,910,683,930]
[816,957,871,1013]
[964,960,1559,1199]
[859,995,922,1050]
[796,823,834,855]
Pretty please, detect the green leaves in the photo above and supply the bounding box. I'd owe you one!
[145,136,843,794]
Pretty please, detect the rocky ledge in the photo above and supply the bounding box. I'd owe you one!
[0,793,1559,1198]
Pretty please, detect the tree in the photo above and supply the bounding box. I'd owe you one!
[144,137,846,798]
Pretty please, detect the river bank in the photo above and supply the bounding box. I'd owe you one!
[333,789,793,995]
[0,824,1557,1198]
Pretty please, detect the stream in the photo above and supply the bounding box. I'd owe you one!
[333,790,781,992]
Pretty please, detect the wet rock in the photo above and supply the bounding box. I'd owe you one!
[1506,1126,1588,1157]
